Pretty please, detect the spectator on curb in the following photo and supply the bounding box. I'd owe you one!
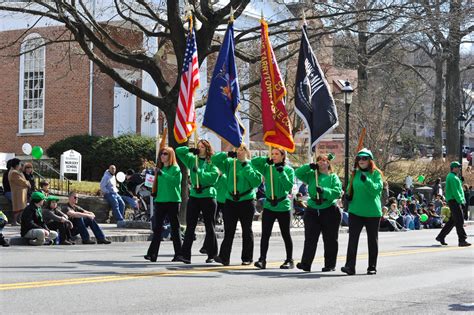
[62,191,111,245]
[39,180,50,197]
[0,211,10,247]
[100,165,125,225]
[43,196,74,245]
[426,202,442,228]
[2,159,12,203]
[440,202,451,223]
[21,192,58,246]
[22,162,36,200]
[8,158,30,226]
[434,194,444,215]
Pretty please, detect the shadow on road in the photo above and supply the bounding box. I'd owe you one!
[448,303,474,311]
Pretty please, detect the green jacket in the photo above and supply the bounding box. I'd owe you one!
[347,169,383,217]
[215,173,227,204]
[445,172,465,204]
[295,164,342,210]
[211,152,262,202]
[176,146,219,199]
[153,165,182,203]
[251,157,294,212]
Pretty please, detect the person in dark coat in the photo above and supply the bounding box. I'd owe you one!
[21,191,58,246]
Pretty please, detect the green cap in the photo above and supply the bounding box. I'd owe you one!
[357,148,374,160]
[46,195,60,202]
[30,191,46,202]
[450,161,461,169]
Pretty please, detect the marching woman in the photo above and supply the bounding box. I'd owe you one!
[145,146,183,262]
[176,140,219,264]
[212,144,262,266]
[252,148,295,269]
[295,154,342,272]
[341,148,383,275]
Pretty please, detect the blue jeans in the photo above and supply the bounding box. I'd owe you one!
[71,217,105,241]
[121,195,138,209]
[104,193,125,221]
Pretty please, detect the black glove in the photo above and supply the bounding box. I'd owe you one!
[156,168,163,176]
[266,158,274,165]
[460,176,465,182]
[189,148,200,155]
[316,186,324,194]
[276,166,284,173]
[309,163,318,170]
[192,166,197,173]
[228,151,237,158]
[315,198,323,205]
[241,161,248,168]
[360,173,367,182]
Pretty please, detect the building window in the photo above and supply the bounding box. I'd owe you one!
[19,33,45,134]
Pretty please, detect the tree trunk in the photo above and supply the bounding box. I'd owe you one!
[433,54,444,159]
[444,0,462,158]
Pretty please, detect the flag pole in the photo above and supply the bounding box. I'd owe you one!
[268,145,274,200]
[233,147,237,195]
[314,147,319,200]
[194,129,199,189]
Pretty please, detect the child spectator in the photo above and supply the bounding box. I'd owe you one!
[21,192,58,245]
[440,202,451,223]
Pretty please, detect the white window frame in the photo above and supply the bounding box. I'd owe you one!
[18,33,45,134]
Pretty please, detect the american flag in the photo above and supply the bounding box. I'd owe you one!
[174,26,200,144]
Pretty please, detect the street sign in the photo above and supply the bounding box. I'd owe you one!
[60,149,82,181]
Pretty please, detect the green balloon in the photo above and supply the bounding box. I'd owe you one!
[420,213,428,222]
[31,146,43,159]
[417,175,425,182]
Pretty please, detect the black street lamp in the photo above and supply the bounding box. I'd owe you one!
[458,112,467,176]
[342,80,353,210]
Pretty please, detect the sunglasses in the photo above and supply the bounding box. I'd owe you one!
[160,152,169,156]
[72,196,78,200]
[357,156,369,161]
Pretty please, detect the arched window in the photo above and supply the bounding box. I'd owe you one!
[19,33,45,134]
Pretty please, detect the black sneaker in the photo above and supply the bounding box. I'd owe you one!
[144,255,157,262]
[367,267,377,275]
[178,256,191,264]
[459,241,471,247]
[296,262,311,272]
[254,260,266,269]
[171,256,180,262]
[97,238,111,244]
[321,267,336,272]
[82,239,96,245]
[341,266,355,275]
[280,259,294,269]
[241,261,253,266]
[435,236,447,246]
[205,258,215,263]
[214,255,229,266]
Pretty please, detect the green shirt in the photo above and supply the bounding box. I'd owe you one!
[211,152,262,202]
[445,172,465,204]
[347,169,383,217]
[215,173,227,204]
[251,157,294,212]
[295,164,342,210]
[154,165,182,203]
[176,146,219,199]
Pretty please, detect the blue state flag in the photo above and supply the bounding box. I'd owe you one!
[203,22,245,148]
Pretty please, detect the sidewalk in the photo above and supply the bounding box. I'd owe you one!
[4,221,473,246]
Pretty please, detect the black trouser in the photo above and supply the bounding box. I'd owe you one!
[437,200,467,243]
[147,202,181,258]
[462,203,469,221]
[344,213,380,271]
[219,199,255,263]
[259,209,293,261]
[301,205,342,268]
[47,221,72,243]
[181,197,217,260]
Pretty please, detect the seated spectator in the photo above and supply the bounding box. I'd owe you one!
[433,194,444,215]
[440,202,451,223]
[380,206,402,231]
[22,162,36,200]
[426,202,442,228]
[298,183,308,197]
[0,211,10,247]
[62,191,111,244]
[43,196,74,245]
[388,202,405,229]
[100,165,125,225]
[21,192,58,246]
[293,192,307,215]
[39,180,50,197]
[118,169,142,211]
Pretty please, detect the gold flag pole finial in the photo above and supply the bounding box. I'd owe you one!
[260,9,264,23]
[230,6,234,22]
[302,9,306,25]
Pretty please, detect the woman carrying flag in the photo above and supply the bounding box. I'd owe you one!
[176,140,219,264]
[294,153,342,272]
[212,144,262,266]
[341,148,383,275]
[145,146,182,263]
[252,148,295,269]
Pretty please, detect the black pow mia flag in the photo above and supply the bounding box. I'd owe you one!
[294,25,338,152]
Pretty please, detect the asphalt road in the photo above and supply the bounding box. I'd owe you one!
[1,226,473,314]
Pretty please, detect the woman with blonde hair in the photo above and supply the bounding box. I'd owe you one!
[8,158,30,225]
[176,139,219,264]
[295,153,342,272]
[212,144,262,266]
[252,148,295,269]
[145,146,183,262]
[341,148,383,275]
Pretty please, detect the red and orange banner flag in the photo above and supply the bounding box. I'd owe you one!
[260,19,295,152]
